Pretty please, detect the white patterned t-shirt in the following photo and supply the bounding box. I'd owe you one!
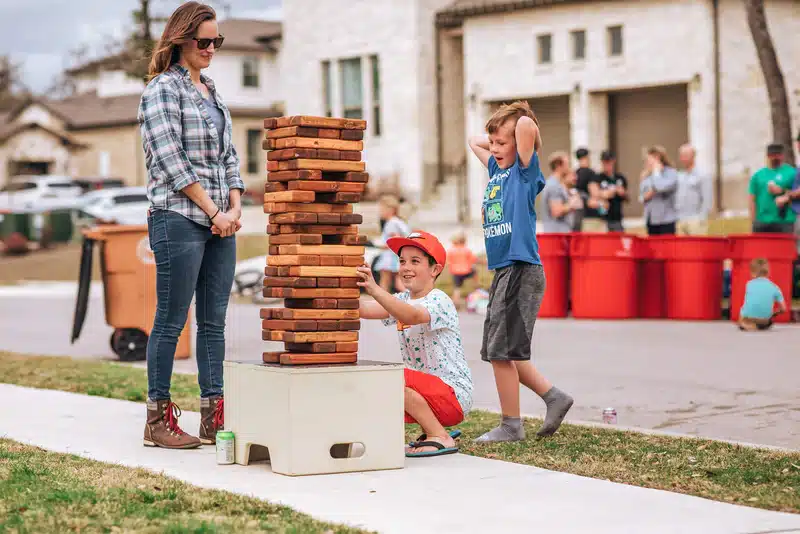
[382,289,473,413]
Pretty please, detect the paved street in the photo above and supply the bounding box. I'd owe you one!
[1,282,799,450]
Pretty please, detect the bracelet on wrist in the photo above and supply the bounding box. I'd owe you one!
[210,208,220,220]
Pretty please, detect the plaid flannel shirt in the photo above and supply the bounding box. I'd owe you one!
[138,64,245,227]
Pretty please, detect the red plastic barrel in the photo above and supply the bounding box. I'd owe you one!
[569,233,640,319]
[638,236,670,318]
[728,234,797,323]
[537,233,571,318]
[658,236,728,320]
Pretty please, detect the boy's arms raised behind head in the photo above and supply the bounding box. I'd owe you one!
[468,135,491,168]
[515,116,540,169]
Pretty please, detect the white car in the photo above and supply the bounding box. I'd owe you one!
[76,187,149,226]
[0,175,84,211]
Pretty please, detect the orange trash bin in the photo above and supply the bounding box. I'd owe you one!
[70,224,191,361]
[728,234,797,324]
[569,233,641,319]
[537,233,571,318]
[658,236,727,321]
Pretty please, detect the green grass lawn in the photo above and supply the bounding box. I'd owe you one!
[0,438,369,533]
[2,351,798,514]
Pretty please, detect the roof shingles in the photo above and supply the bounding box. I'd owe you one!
[436,0,587,26]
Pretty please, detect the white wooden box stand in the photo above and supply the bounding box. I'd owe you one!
[223,359,405,476]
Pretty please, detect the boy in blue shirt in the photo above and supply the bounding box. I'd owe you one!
[467,101,574,442]
[739,258,787,331]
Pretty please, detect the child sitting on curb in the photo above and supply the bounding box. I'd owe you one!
[357,231,473,457]
[739,258,786,331]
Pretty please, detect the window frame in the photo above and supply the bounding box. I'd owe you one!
[607,25,624,57]
[242,56,260,88]
[339,57,364,119]
[246,129,261,174]
[536,33,553,65]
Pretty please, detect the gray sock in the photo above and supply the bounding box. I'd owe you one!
[537,387,574,437]
[474,415,525,443]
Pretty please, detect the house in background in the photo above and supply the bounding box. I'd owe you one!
[0,18,283,192]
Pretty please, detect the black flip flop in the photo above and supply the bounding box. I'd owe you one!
[405,440,458,458]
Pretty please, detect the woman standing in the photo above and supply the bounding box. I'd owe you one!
[138,1,243,450]
[639,146,679,235]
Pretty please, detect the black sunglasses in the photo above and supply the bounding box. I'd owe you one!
[193,35,224,50]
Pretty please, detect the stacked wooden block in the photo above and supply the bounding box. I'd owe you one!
[261,115,369,366]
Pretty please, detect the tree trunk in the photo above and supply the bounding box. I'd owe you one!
[743,0,795,165]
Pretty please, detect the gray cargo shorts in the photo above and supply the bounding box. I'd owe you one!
[480,262,546,362]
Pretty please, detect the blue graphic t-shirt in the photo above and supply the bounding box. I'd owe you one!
[482,152,546,270]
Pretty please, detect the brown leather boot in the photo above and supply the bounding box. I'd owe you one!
[199,395,224,445]
[143,399,202,449]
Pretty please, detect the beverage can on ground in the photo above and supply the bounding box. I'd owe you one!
[602,408,617,425]
[216,431,235,464]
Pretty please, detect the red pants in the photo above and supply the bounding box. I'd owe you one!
[404,368,464,427]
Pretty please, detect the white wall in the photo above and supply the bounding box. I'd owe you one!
[15,104,67,132]
[461,0,716,221]
[72,71,145,97]
[204,50,282,109]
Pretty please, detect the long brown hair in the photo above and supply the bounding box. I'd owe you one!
[647,145,673,168]
[147,2,216,81]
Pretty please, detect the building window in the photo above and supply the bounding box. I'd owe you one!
[370,55,381,136]
[321,60,332,117]
[571,30,586,60]
[242,57,259,88]
[339,57,363,119]
[607,25,623,57]
[537,34,552,65]
[247,129,261,174]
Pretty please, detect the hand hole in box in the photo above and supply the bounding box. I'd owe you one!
[330,442,365,459]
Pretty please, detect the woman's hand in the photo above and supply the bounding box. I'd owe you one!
[211,210,237,237]
[356,264,380,296]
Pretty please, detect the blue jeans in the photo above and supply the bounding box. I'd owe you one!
[146,209,236,400]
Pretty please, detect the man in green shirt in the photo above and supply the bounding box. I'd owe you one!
[749,143,796,233]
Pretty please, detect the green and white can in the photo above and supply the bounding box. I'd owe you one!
[216,431,235,465]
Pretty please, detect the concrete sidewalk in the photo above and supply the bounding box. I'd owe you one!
[1,384,798,534]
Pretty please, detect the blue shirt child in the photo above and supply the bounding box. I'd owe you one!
[482,152,546,270]
[740,277,784,320]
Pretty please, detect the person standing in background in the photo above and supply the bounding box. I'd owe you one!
[597,150,628,232]
[540,151,582,233]
[675,144,713,235]
[574,147,607,232]
[749,143,796,234]
[640,146,679,235]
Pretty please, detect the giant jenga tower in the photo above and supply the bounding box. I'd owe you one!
[261,115,369,366]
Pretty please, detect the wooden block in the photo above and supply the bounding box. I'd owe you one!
[286,116,367,130]
[284,342,337,353]
[278,225,358,235]
[340,151,362,161]
[267,148,317,161]
[266,126,320,139]
[266,224,281,235]
[277,309,359,320]
[317,278,341,288]
[279,353,358,365]
[316,213,342,224]
[259,308,276,319]
[269,212,318,224]
[318,320,361,331]
[340,277,360,288]
[262,351,281,363]
[288,266,359,278]
[277,159,366,172]
[319,255,343,266]
[268,234,323,245]
[278,245,365,256]
[324,234,369,245]
[342,256,366,267]
[316,149,340,160]
[263,118,278,129]
[316,192,362,204]
[264,266,291,276]
[341,214,363,224]
[264,191,315,203]
[264,182,288,193]
[268,245,279,255]
[341,129,364,140]
[261,330,285,341]
[342,172,370,182]
[336,299,360,310]
[336,341,359,352]
[274,137,363,151]
[263,288,360,299]
[267,170,323,182]
[288,181,366,193]
[318,128,341,139]
[267,255,321,267]
[262,139,277,150]
[284,298,338,309]
[264,276,317,288]
[264,202,352,214]
[283,331,359,343]
[262,319,318,331]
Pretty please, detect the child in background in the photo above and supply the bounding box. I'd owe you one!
[739,258,786,331]
[447,232,481,310]
[374,195,410,293]
[357,231,473,458]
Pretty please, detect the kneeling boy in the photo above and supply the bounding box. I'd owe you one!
[357,231,473,457]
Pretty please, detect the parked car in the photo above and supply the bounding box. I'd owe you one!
[0,175,83,211]
[73,177,126,194]
[75,186,149,226]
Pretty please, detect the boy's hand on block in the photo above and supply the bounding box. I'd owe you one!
[356,264,379,296]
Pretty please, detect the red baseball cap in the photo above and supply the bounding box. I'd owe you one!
[386,230,447,268]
